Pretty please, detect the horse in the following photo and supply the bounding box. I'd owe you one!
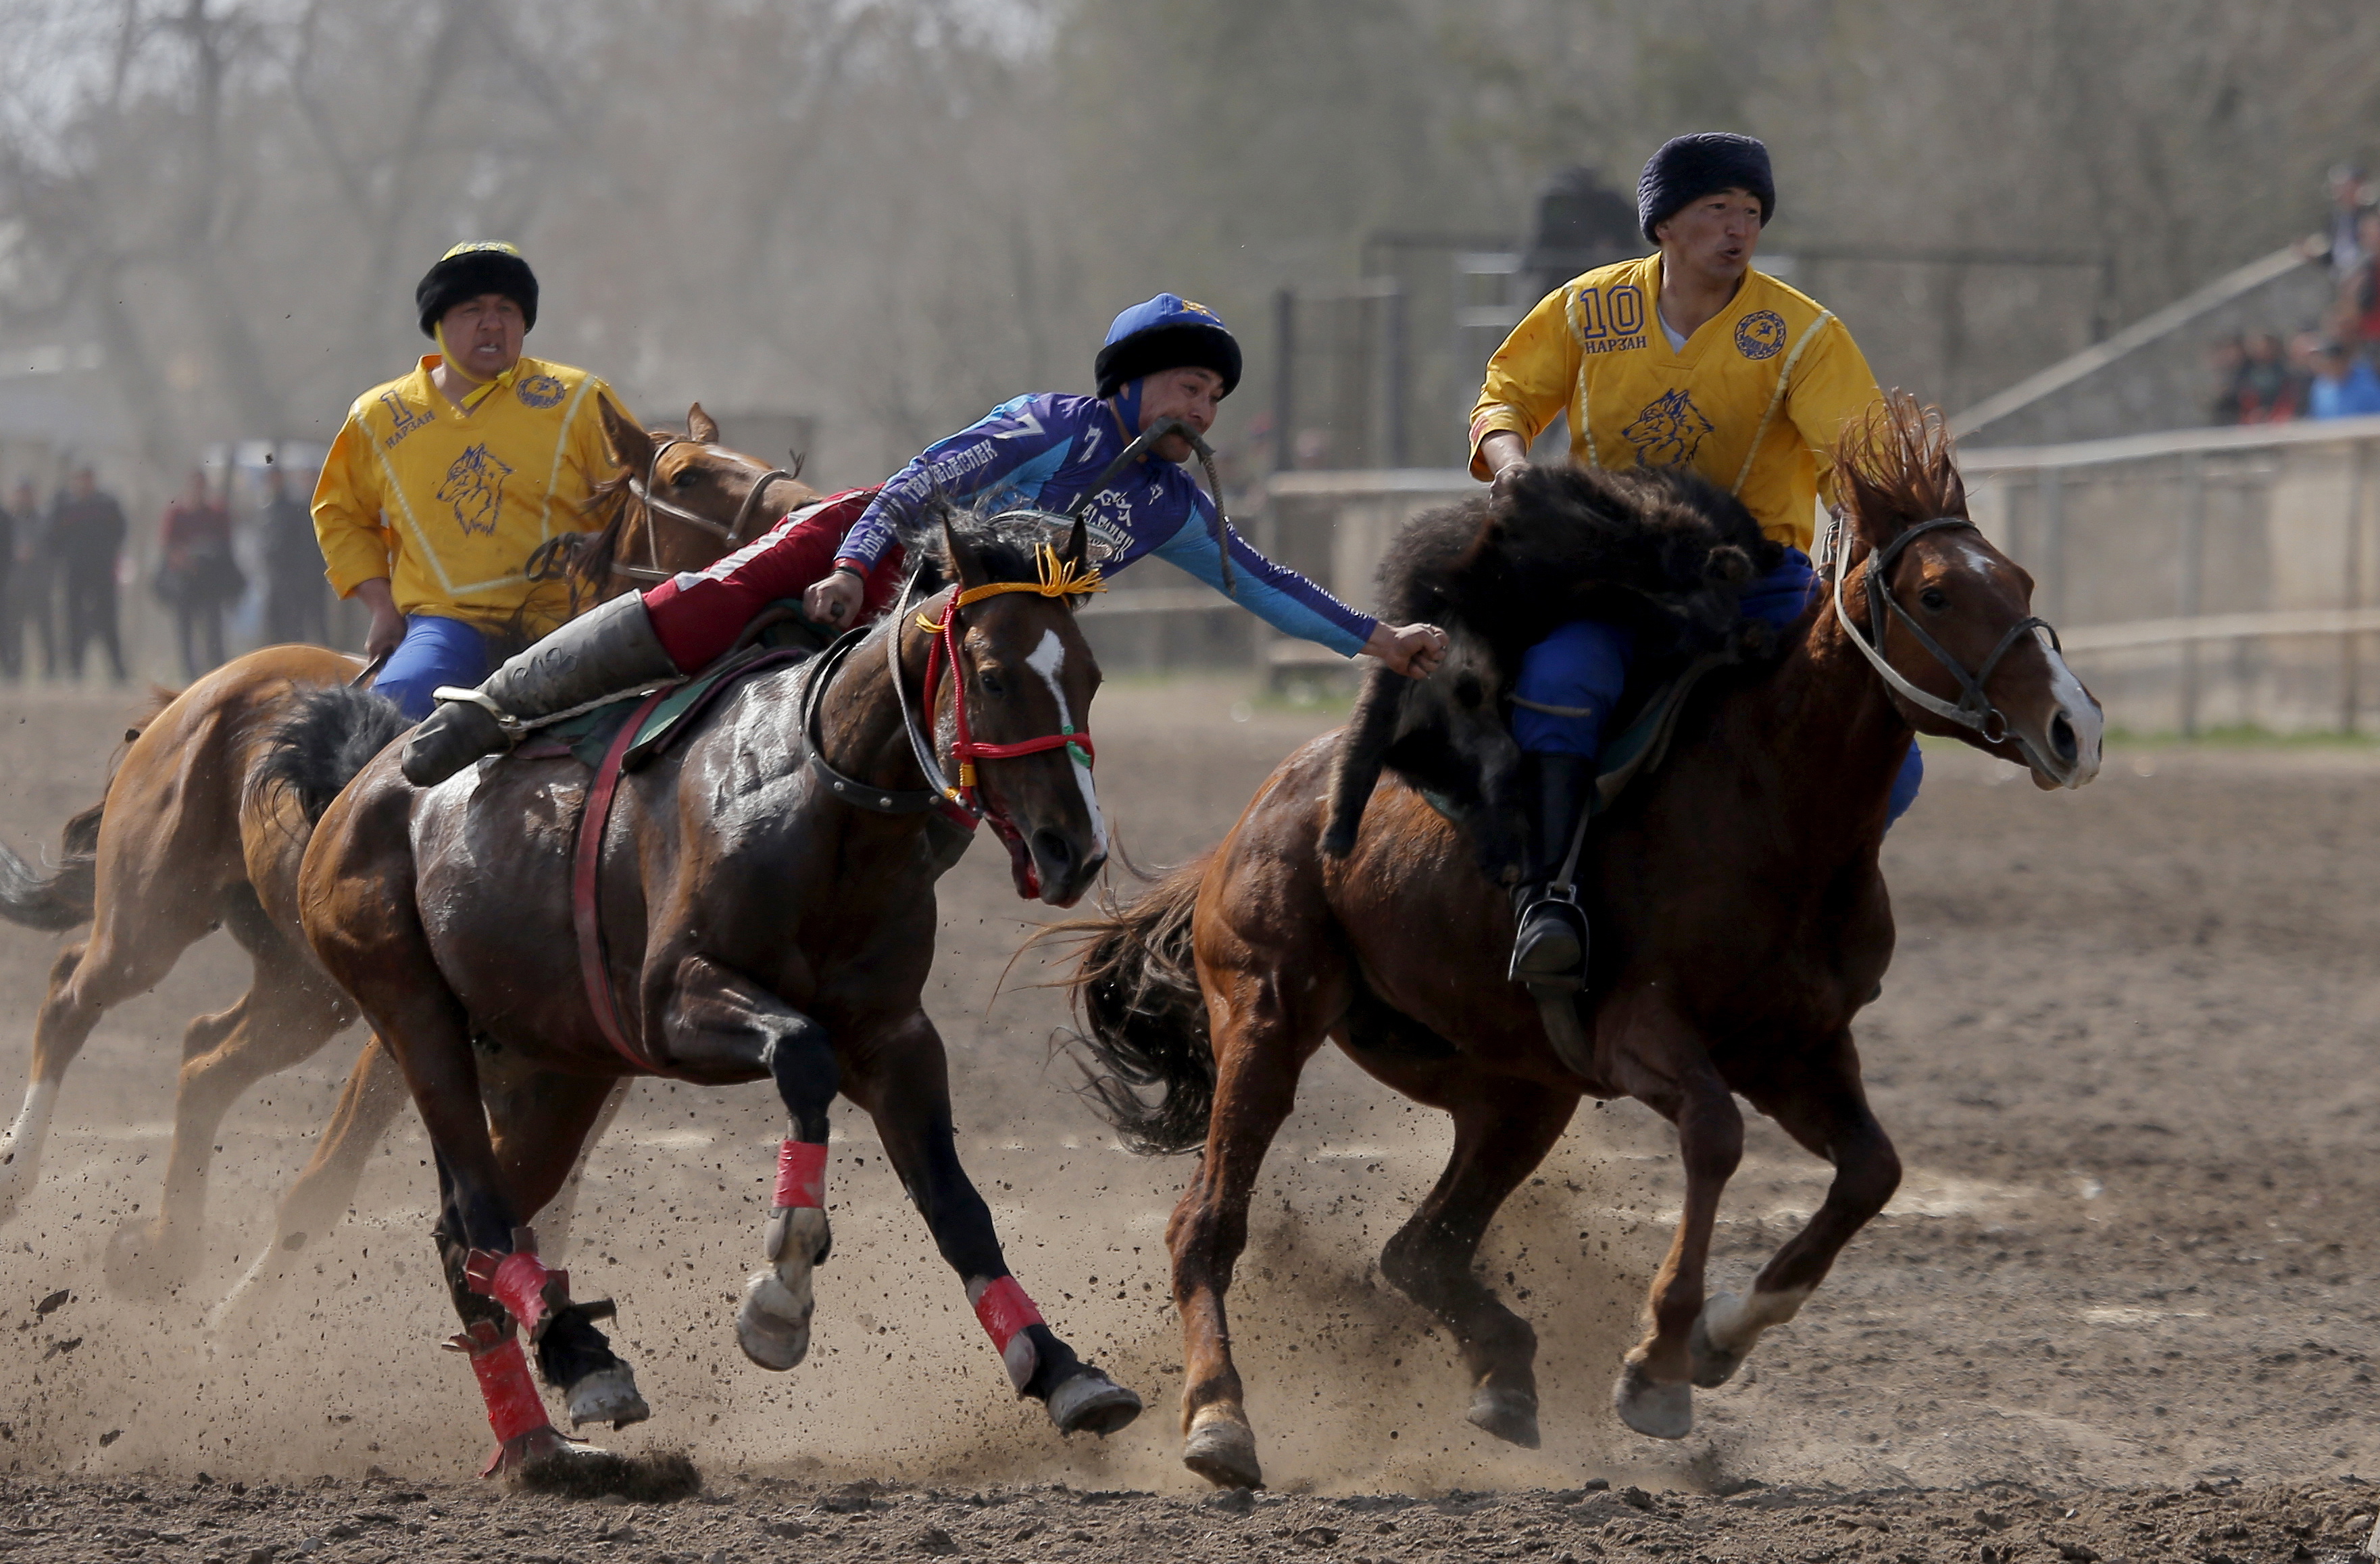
[0,403,812,1310]
[274,502,1140,1473]
[1052,396,2104,1489]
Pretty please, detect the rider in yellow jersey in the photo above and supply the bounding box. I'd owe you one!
[1470,132,1915,989]
[312,243,635,716]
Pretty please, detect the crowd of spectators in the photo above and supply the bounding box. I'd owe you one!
[2211,164,2380,425]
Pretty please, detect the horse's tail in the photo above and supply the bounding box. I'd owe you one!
[0,798,105,931]
[1044,855,1217,1156]
[262,685,410,825]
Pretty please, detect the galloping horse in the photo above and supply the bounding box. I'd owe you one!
[1056,397,2103,1488]
[280,505,1139,1472]
[0,404,809,1306]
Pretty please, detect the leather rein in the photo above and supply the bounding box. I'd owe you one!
[1829,514,2062,755]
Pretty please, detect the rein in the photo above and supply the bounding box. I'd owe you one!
[1829,515,2060,751]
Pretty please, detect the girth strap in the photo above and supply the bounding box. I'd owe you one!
[572,685,674,1075]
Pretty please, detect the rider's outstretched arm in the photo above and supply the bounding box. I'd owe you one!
[1147,498,1375,656]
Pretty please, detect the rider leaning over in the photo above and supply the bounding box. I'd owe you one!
[402,293,1449,785]
[314,243,632,718]
[1471,132,1920,991]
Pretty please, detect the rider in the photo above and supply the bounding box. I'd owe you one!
[313,242,632,718]
[1470,132,1920,991]
[401,293,1449,785]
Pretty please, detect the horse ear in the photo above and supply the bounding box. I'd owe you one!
[597,395,655,476]
[939,506,983,590]
[686,403,721,443]
[1062,510,1089,570]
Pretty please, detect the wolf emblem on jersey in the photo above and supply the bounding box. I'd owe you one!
[438,443,514,537]
[1622,389,1716,469]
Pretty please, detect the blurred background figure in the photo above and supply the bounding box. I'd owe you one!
[2306,338,2380,419]
[0,481,14,681]
[2236,333,2302,423]
[2324,164,2371,280]
[260,462,327,647]
[52,467,126,685]
[155,466,243,677]
[9,478,56,680]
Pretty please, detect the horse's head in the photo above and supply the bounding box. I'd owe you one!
[914,506,1108,906]
[582,399,816,588]
[1832,394,2102,791]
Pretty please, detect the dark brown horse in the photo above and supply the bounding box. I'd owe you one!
[281,504,1138,1472]
[0,405,811,1311]
[1056,398,2104,1488]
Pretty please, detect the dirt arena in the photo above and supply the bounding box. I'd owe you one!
[1,679,2377,1562]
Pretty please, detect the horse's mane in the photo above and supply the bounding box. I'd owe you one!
[564,468,639,596]
[1836,391,1968,546]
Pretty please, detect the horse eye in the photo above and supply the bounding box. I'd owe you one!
[978,668,1006,697]
[1919,587,1949,610]
[670,467,698,488]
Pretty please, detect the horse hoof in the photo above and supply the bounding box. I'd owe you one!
[480,1423,588,1477]
[1689,1295,1750,1389]
[1466,1384,1541,1448]
[564,1364,649,1430]
[1612,1363,1693,1440]
[102,1218,191,1300]
[1047,1370,1142,1438]
[1183,1404,1263,1490]
[737,1208,830,1371]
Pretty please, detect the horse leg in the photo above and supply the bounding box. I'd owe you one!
[482,1058,647,1433]
[1606,1002,1743,1441]
[107,898,356,1297]
[847,1008,1143,1439]
[1170,973,1335,1489]
[1691,1035,1901,1390]
[209,1034,407,1332]
[653,956,839,1373]
[0,891,216,1224]
[1377,1073,1577,1449]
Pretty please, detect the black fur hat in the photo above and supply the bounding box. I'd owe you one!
[1636,132,1775,242]
[415,242,539,337]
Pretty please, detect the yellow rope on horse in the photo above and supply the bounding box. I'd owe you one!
[918,544,1106,631]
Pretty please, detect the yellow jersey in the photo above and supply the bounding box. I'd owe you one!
[312,353,626,635]
[1468,255,1879,549]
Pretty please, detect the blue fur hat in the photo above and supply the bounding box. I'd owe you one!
[1636,133,1775,242]
[1095,294,1241,398]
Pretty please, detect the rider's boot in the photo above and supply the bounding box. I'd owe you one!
[1507,752,1596,991]
[399,592,680,787]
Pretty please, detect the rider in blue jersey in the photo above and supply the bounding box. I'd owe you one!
[402,294,1447,786]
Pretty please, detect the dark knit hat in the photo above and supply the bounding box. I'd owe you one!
[1636,133,1775,242]
[1095,294,1242,398]
[415,242,539,337]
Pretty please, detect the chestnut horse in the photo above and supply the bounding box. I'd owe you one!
[1056,399,2104,1488]
[280,506,1139,1472]
[0,404,810,1307]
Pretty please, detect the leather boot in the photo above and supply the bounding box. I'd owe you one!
[400,592,681,786]
[1507,753,1596,990]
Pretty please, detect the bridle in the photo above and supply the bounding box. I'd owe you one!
[616,437,793,583]
[1829,514,2060,752]
[886,538,1105,898]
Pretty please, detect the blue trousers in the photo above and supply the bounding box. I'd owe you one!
[374,614,493,719]
[1512,547,1924,825]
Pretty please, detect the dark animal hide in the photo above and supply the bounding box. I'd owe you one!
[1322,464,1783,880]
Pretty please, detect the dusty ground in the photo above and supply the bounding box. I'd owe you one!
[1,678,2377,1561]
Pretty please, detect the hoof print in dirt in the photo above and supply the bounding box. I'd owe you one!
[507,1446,700,1502]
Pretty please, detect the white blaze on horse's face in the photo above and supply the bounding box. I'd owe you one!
[1026,629,1108,860]
[2036,638,2103,788]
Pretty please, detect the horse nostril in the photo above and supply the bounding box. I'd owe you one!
[2050,710,2078,764]
[1031,827,1076,880]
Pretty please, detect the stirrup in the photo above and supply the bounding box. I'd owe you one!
[1508,886,1587,991]
[432,685,526,743]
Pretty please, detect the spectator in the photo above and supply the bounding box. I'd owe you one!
[2237,333,2302,423]
[11,477,57,678]
[2346,208,2380,346]
[2325,165,2370,278]
[0,481,14,680]
[2206,334,2248,425]
[51,466,127,684]
[260,462,328,646]
[155,466,243,677]
[2308,340,2380,420]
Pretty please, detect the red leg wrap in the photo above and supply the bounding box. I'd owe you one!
[445,1322,564,1477]
[969,1275,1046,1392]
[774,1140,828,1209]
[464,1239,565,1337]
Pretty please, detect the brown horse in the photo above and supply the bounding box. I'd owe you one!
[279,504,1139,1472]
[1055,398,2104,1488]
[0,404,812,1309]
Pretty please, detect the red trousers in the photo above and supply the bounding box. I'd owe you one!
[640,487,906,670]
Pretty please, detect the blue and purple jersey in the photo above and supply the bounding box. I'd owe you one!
[837,393,1376,656]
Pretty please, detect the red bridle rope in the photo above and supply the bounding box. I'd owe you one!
[913,545,1102,864]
